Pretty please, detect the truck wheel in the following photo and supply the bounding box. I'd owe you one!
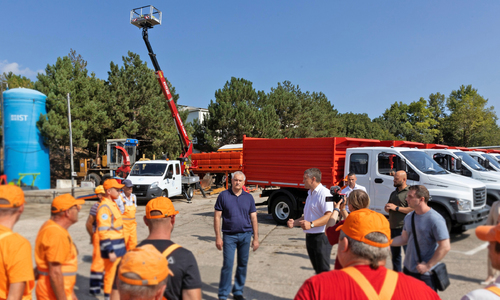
[271,196,296,225]
[161,190,168,198]
[187,186,194,200]
[487,196,496,207]
[88,173,101,186]
[433,206,452,233]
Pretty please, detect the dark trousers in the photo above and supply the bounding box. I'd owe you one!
[403,267,437,291]
[306,233,333,274]
[390,228,407,272]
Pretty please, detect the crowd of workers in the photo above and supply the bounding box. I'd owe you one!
[1,168,500,299]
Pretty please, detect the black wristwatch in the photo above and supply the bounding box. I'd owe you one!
[396,206,399,212]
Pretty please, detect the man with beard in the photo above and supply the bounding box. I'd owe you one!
[384,171,412,271]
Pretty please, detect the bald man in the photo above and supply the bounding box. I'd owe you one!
[385,170,413,272]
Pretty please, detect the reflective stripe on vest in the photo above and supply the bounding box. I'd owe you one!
[486,285,500,296]
[37,224,78,277]
[97,204,123,231]
[162,243,182,257]
[341,267,398,300]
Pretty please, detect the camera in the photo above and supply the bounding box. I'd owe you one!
[326,186,345,203]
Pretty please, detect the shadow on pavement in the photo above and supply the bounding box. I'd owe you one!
[449,273,483,284]
[450,232,471,243]
[192,234,216,242]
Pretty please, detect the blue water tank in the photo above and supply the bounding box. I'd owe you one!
[3,88,50,189]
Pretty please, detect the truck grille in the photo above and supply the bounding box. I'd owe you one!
[133,185,149,193]
[473,187,486,207]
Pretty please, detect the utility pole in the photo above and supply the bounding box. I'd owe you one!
[67,93,75,196]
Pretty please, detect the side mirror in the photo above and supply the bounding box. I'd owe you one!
[455,158,462,171]
[485,159,491,169]
[407,172,420,181]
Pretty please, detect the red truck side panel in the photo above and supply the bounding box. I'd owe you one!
[242,136,381,188]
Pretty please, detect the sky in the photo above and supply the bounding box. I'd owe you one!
[2,1,500,121]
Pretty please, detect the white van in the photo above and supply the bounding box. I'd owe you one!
[127,160,199,201]
[346,147,489,232]
[423,149,500,206]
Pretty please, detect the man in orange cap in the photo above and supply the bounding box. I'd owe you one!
[117,244,172,300]
[35,193,84,300]
[462,223,500,299]
[295,208,440,300]
[85,185,106,296]
[98,179,127,300]
[0,185,35,300]
[111,196,202,300]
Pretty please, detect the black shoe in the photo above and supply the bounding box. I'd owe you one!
[233,295,246,300]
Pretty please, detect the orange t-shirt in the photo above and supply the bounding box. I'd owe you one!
[0,225,35,300]
[35,220,77,300]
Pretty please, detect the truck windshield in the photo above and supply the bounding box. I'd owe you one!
[130,163,167,176]
[400,151,447,174]
[454,152,486,171]
[482,153,500,170]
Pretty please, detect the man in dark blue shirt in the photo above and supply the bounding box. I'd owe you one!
[214,171,259,300]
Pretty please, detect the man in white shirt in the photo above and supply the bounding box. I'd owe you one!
[287,168,333,274]
[340,172,367,198]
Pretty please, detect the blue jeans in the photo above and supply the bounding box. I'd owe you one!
[390,228,407,272]
[404,267,437,291]
[218,232,252,299]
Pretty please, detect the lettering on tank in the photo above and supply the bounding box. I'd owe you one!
[10,115,29,121]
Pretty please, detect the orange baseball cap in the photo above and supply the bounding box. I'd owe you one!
[51,194,85,213]
[0,185,25,208]
[118,244,173,286]
[336,208,392,248]
[146,197,179,219]
[476,224,500,243]
[95,185,105,194]
[103,179,124,190]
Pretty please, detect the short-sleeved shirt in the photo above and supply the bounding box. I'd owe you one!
[114,198,125,214]
[388,186,409,229]
[139,240,202,300]
[294,265,440,300]
[120,192,137,207]
[304,184,333,234]
[461,277,500,300]
[214,189,256,234]
[340,184,367,198]
[403,209,450,273]
[0,225,34,299]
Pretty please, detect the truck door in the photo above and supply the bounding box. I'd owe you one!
[372,151,406,214]
[173,162,181,194]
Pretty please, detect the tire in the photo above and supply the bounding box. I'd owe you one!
[88,173,101,187]
[161,190,168,198]
[271,196,297,225]
[186,186,194,200]
[433,206,452,233]
[487,196,496,207]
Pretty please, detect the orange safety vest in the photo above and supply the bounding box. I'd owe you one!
[36,224,78,300]
[0,231,35,300]
[120,193,137,222]
[341,266,398,300]
[97,198,125,241]
[485,285,500,296]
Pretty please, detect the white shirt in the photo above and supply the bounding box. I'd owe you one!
[461,276,500,300]
[120,192,137,207]
[113,198,125,214]
[303,184,333,234]
[340,184,367,198]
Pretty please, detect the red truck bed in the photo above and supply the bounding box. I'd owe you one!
[242,136,381,188]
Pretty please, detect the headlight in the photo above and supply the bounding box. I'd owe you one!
[456,199,471,212]
[150,181,159,189]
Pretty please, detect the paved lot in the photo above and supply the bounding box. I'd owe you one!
[16,191,491,299]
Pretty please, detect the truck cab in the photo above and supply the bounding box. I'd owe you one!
[468,151,500,172]
[346,147,489,232]
[127,160,199,201]
[423,149,500,206]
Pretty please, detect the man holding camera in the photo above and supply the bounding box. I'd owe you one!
[288,168,333,274]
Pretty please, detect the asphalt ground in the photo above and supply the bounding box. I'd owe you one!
[16,191,492,300]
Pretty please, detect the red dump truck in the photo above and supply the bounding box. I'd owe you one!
[241,136,488,231]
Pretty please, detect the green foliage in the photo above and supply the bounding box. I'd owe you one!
[340,112,394,140]
[106,51,190,158]
[443,85,500,146]
[2,72,35,89]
